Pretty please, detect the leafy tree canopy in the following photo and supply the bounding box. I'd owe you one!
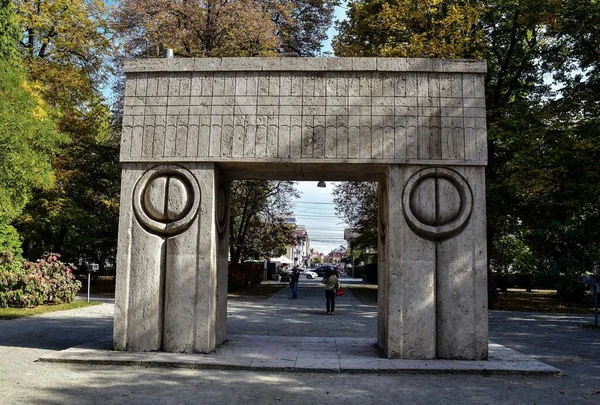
[332,0,600,290]
[333,0,485,58]
[332,182,377,251]
[0,61,64,224]
[114,0,337,58]
[12,0,119,267]
[0,60,65,256]
[0,0,20,60]
[15,0,113,111]
[229,181,299,263]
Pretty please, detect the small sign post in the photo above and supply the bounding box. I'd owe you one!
[578,275,599,326]
[86,263,99,302]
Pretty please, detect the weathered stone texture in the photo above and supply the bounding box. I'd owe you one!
[380,165,437,359]
[116,58,488,360]
[114,163,221,354]
[121,59,487,165]
[435,166,488,360]
[380,165,488,360]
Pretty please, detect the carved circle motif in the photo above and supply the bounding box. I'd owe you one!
[133,165,200,236]
[215,178,229,235]
[402,168,472,240]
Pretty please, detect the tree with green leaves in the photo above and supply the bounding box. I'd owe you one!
[332,0,600,296]
[12,0,119,267]
[333,0,485,58]
[15,0,113,111]
[0,0,64,257]
[16,101,120,265]
[481,0,600,294]
[0,0,20,60]
[229,181,299,263]
[332,182,378,251]
[0,62,65,257]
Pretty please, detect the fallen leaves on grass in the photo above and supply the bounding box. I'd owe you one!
[493,291,594,314]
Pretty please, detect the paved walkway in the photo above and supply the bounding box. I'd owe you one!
[1,286,599,404]
[41,286,557,374]
[227,281,377,338]
[43,287,557,374]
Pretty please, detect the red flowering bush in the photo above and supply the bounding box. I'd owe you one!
[0,252,81,308]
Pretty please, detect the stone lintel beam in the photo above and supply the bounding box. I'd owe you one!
[124,57,487,74]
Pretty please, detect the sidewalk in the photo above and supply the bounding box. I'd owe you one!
[2,287,599,404]
[41,286,558,375]
[228,279,376,337]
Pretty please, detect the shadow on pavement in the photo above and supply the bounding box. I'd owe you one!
[227,285,378,338]
[0,304,113,351]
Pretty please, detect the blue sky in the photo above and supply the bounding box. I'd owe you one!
[321,3,347,55]
[292,182,347,255]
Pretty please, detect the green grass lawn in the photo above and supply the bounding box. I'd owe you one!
[0,301,101,320]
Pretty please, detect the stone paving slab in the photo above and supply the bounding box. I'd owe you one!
[38,335,561,375]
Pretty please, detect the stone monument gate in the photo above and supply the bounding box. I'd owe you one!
[114,58,488,360]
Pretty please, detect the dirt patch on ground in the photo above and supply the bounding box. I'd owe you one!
[347,286,378,305]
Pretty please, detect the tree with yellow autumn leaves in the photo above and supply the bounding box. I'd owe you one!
[334,0,484,58]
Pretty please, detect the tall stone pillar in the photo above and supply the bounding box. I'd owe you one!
[380,165,487,360]
[435,166,488,360]
[114,162,225,353]
[380,165,437,359]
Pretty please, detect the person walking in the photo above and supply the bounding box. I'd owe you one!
[290,259,301,299]
[328,257,341,278]
[322,268,340,315]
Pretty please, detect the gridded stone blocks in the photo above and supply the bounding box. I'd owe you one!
[121,58,487,165]
[116,58,488,360]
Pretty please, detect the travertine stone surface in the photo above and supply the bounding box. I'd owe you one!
[121,58,487,165]
[215,175,230,346]
[115,164,162,351]
[124,57,487,74]
[377,180,389,351]
[382,165,437,359]
[114,163,220,353]
[436,166,488,360]
[116,58,489,360]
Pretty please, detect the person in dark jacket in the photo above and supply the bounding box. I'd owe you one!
[290,258,301,299]
[322,268,340,315]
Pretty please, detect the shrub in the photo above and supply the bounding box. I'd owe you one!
[0,252,81,308]
[0,223,23,258]
[228,262,264,291]
[351,263,378,284]
[556,274,587,301]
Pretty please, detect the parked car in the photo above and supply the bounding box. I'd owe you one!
[304,270,318,279]
[314,265,333,277]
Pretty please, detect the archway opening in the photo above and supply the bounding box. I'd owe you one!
[224,176,380,342]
